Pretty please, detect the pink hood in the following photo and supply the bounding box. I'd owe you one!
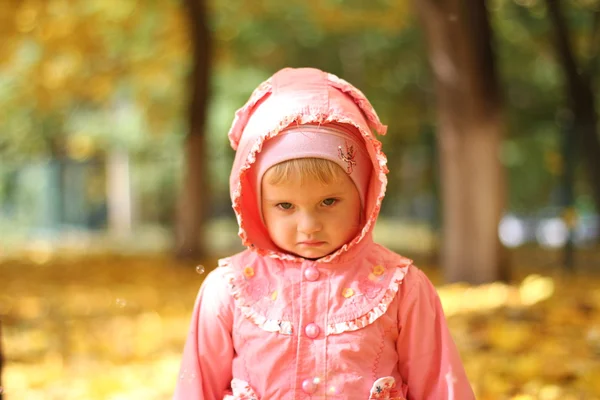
[227,67,389,263]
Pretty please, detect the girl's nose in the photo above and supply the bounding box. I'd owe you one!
[297,212,322,235]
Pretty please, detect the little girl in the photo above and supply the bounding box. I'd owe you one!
[174,68,475,399]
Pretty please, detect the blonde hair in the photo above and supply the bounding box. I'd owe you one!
[265,158,347,186]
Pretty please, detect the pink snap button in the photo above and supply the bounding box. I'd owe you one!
[304,267,320,281]
[304,323,320,339]
[302,378,316,394]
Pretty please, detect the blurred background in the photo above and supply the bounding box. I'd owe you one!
[0,0,599,399]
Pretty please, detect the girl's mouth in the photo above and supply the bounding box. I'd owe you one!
[299,241,325,246]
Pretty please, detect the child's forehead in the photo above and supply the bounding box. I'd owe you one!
[262,172,356,194]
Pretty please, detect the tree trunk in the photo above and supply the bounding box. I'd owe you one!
[414,0,507,283]
[175,0,211,259]
[545,0,600,215]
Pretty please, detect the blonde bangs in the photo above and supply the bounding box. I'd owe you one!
[266,158,345,185]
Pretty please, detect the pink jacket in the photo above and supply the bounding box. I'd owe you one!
[174,68,475,400]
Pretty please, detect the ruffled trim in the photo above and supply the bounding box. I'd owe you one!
[326,73,388,136]
[227,70,388,151]
[231,112,389,264]
[221,256,411,336]
[228,79,272,150]
[326,265,409,335]
[220,257,294,335]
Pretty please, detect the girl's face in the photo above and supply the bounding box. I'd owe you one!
[261,168,362,259]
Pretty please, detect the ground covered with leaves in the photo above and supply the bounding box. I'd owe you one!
[1,253,599,399]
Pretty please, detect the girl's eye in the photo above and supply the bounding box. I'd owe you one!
[277,202,293,210]
[322,198,337,206]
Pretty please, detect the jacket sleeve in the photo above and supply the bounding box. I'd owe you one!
[173,267,234,400]
[396,268,475,400]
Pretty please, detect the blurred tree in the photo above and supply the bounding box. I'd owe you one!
[414,0,507,283]
[2,0,597,256]
[175,0,211,259]
[0,0,192,236]
[0,0,190,159]
[544,0,600,215]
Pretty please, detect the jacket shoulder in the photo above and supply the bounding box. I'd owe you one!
[219,249,264,269]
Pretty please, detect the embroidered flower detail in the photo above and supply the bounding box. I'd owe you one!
[368,265,387,282]
[342,288,355,298]
[359,276,383,300]
[243,266,255,278]
[369,377,406,400]
[373,265,385,276]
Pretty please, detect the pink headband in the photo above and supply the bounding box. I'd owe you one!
[254,124,372,209]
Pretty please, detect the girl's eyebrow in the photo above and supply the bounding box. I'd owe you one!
[264,192,343,202]
[263,197,290,202]
[321,192,345,197]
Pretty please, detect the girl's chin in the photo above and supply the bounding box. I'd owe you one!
[274,241,345,259]
[292,246,339,260]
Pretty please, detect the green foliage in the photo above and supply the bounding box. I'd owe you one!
[492,0,600,212]
[0,0,190,161]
